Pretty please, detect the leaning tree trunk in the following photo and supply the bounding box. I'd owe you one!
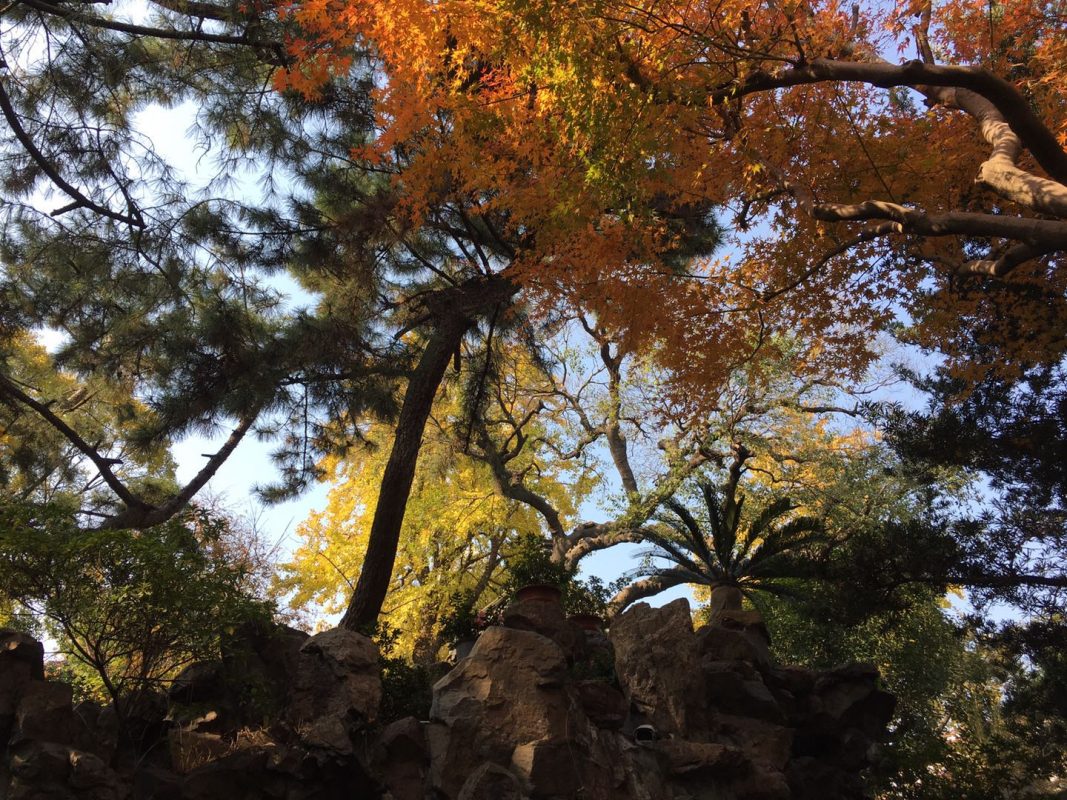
[339,313,470,631]
[339,274,518,631]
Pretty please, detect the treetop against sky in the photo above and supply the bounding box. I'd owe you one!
[1,0,1064,629]
[277,0,1067,392]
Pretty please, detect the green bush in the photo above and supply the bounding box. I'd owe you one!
[0,502,271,715]
[506,534,571,591]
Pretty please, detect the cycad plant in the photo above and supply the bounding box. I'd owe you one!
[638,469,826,614]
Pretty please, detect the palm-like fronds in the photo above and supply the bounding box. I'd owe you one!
[637,474,826,601]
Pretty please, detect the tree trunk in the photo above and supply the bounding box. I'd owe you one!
[340,313,470,631]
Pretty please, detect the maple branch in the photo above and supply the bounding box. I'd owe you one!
[579,318,639,496]
[958,243,1053,278]
[760,222,900,302]
[810,203,1067,249]
[709,58,1067,187]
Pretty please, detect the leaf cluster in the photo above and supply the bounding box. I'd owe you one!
[0,502,272,712]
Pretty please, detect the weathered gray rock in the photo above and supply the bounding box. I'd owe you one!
[8,740,127,800]
[502,598,584,661]
[286,627,381,756]
[12,680,96,752]
[697,609,773,670]
[574,680,628,730]
[713,714,794,772]
[0,630,45,744]
[428,626,570,796]
[610,599,707,737]
[703,661,784,723]
[1,616,895,800]
[658,739,747,777]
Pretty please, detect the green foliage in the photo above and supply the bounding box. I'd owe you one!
[506,533,572,590]
[438,590,481,644]
[372,622,435,723]
[564,576,623,618]
[0,502,271,711]
[639,472,825,600]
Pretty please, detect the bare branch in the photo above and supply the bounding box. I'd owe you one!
[607,569,691,617]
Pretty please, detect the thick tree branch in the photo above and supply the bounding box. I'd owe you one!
[607,569,690,617]
[958,243,1052,278]
[810,203,1067,249]
[104,412,260,529]
[17,0,267,46]
[709,58,1067,186]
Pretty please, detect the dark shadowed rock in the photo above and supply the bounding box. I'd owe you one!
[8,739,127,800]
[377,716,428,800]
[456,762,525,800]
[12,680,97,753]
[286,627,381,756]
[502,597,585,661]
[574,680,628,730]
[168,661,224,706]
[221,620,309,725]
[610,599,706,736]
[1,630,45,744]
[697,609,773,670]
[428,626,569,796]
[658,739,747,776]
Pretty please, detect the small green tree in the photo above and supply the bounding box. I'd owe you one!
[0,502,271,717]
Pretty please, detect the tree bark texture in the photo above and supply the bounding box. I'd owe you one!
[340,314,470,631]
[340,274,517,630]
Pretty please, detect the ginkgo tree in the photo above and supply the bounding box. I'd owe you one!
[277,348,594,656]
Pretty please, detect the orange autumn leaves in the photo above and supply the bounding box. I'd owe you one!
[272,0,1067,406]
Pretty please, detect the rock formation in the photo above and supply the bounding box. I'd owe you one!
[0,597,894,799]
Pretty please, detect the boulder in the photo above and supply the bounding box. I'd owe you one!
[428,626,570,796]
[574,680,628,730]
[812,663,895,736]
[712,714,794,772]
[377,716,429,800]
[286,627,381,756]
[696,610,773,670]
[0,629,44,681]
[502,598,584,661]
[702,661,784,723]
[456,762,525,800]
[11,680,94,751]
[7,740,126,800]
[0,630,45,743]
[609,599,706,737]
[658,739,746,776]
[168,660,225,706]
[510,739,582,796]
[221,620,309,725]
